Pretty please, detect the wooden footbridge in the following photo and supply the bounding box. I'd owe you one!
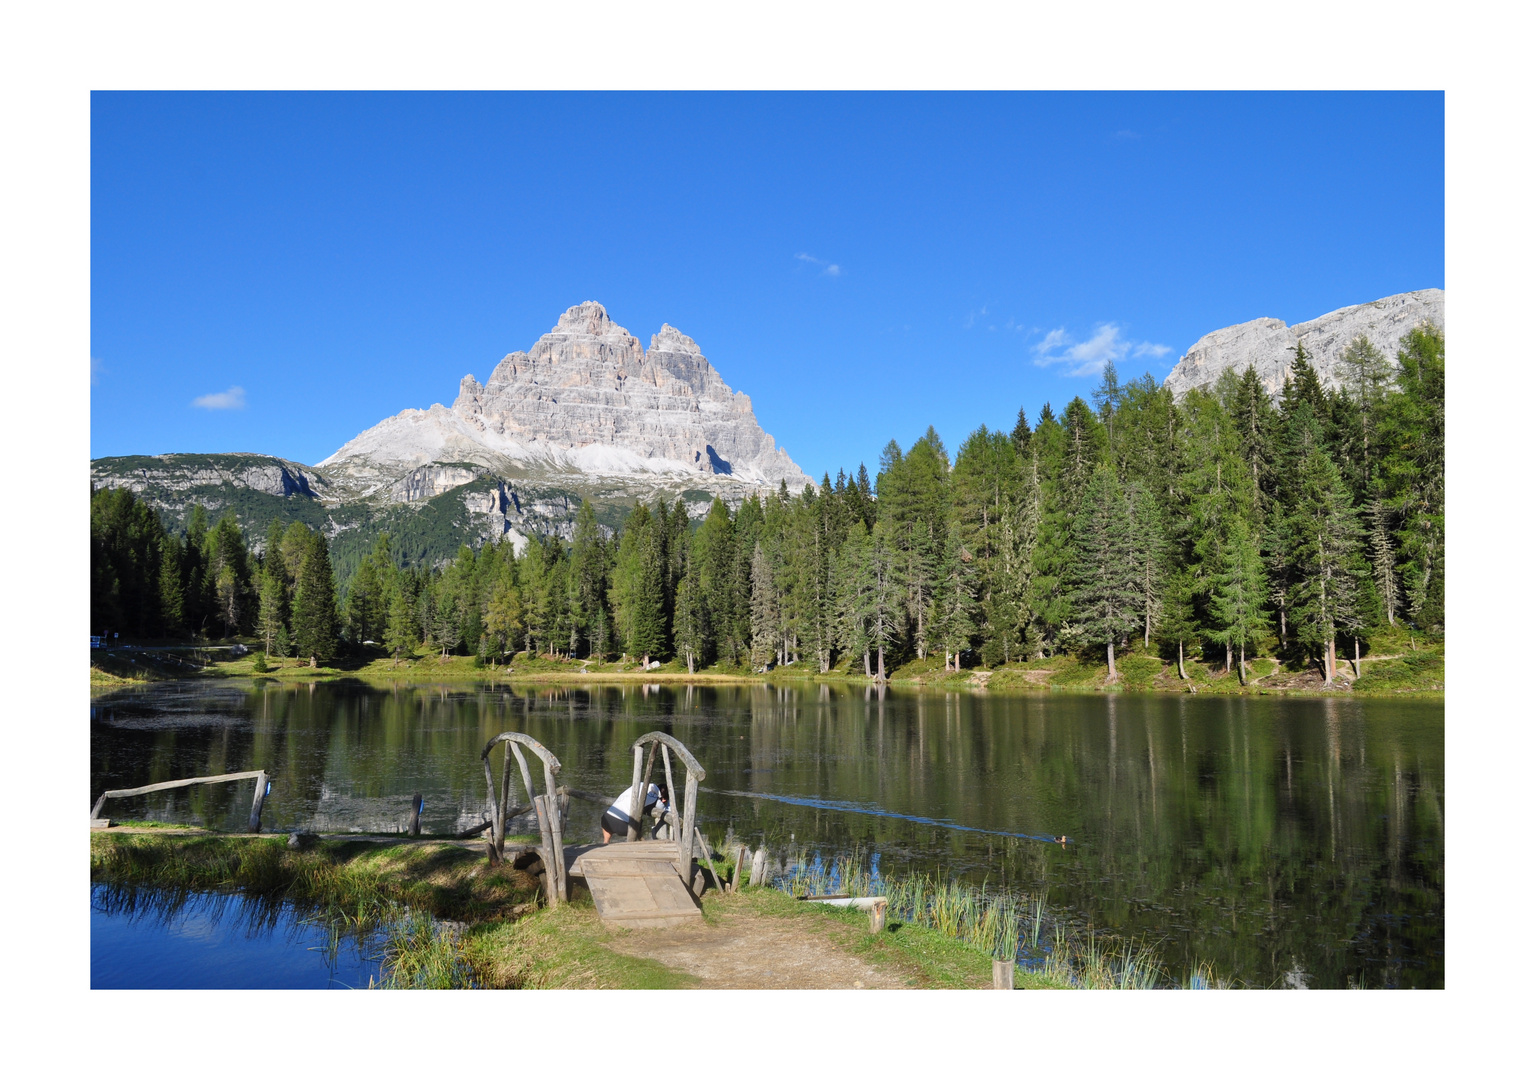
[91,729,725,933]
[480,729,724,929]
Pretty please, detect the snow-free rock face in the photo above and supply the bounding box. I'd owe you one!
[1162,289,1445,400]
[320,302,813,492]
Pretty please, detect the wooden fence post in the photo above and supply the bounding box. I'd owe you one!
[750,847,769,888]
[732,845,747,893]
[993,959,1015,990]
[247,771,269,833]
[408,793,422,837]
[869,898,888,934]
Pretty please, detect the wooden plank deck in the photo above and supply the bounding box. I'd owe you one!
[568,842,702,930]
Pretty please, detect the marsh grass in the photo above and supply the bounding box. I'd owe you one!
[775,849,1229,988]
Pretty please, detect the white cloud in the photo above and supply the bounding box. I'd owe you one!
[1031,323,1171,377]
[192,386,247,410]
[796,252,843,277]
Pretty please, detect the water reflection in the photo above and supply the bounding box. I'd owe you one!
[92,679,1443,988]
[90,884,383,989]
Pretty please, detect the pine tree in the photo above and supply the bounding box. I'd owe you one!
[1377,323,1445,633]
[256,568,286,657]
[1368,497,1399,627]
[693,498,736,666]
[1128,482,1165,649]
[1287,438,1365,684]
[675,557,707,674]
[1211,516,1270,683]
[1064,465,1139,679]
[384,580,419,665]
[611,504,665,666]
[932,518,978,670]
[749,541,779,671]
[290,528,339,665]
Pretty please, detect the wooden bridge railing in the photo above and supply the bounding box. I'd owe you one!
[481,732,567,905]
[90,770,270,832]
[628,732,706,886]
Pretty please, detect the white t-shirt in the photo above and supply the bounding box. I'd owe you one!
[606,783,664,825]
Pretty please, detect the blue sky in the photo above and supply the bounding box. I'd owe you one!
[90,92,1443,482]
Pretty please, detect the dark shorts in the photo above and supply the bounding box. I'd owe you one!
[601,810,634,837]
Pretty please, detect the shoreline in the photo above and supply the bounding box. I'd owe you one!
[92,647,1445,699]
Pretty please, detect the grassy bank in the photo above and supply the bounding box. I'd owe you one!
[94,631,1443,697]
[90,832,1064,988]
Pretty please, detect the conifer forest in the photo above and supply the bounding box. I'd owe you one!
[91,326,1444,687]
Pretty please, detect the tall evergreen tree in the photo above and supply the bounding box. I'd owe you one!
[290,527,339,665]
[1288,438,1366,684]
[1211,516,1270,684]
[1064,465,1139,679]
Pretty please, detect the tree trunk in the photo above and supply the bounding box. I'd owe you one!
[1324,639,1336,686]
[1225,642,1231,674]
[642,653,650,670]
[1107,640,1117,681]
[1238,641,1246,686]
[877,644,886,682]
[1352,636,1361,680]
[687,652,695,675]
[1177,640,1187,680]
[863,650,871,678]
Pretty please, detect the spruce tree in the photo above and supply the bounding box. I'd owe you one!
[290,528,339,665]
[1368,497,1399,627]
[1287,438,1366,684]
[932,518,978,670]
[749,541,779,670]
[1211,516,1270,684]
[256,569,286,657]
[1064,464,1139,679]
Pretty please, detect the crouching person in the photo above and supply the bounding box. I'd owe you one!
[600,782,669,843]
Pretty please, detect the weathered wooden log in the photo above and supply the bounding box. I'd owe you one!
[628,745,644,842]
[993,959,1015,990]
[803,895,889,933]
[247,771,269,833]
[532,794,561,907]
[679,773,698,887]
[732,845,746,893]
[694,828,726,895]
[408,793,423,837]
[750,847,769,887]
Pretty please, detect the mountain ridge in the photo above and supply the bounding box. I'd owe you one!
[1161,289,1444,399]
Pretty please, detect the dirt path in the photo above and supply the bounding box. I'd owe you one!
[603,903,911,988]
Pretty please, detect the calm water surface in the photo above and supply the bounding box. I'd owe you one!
[91,679,1443,988]
[91,884,384,989]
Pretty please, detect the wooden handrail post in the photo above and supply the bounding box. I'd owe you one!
[679,773,698,886]
[247,771,269,833]
[408,793,423,837]
[628,745,644,841]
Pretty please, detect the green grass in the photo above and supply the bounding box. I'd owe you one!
[91,833,542,924]
[1353,648,1444,693]
[463,901,699,989]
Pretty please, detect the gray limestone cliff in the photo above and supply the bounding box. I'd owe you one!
[1162,289,1444,400]
[319,301,813,493]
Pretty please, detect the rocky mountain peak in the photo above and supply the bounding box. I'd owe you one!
[650,324,701,356]
[320,301,814,493]
[1162,289,1444,400]
[552,300,622,338]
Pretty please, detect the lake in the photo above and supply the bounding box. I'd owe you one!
[91,884,385,989]
[91,679,1443,988]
